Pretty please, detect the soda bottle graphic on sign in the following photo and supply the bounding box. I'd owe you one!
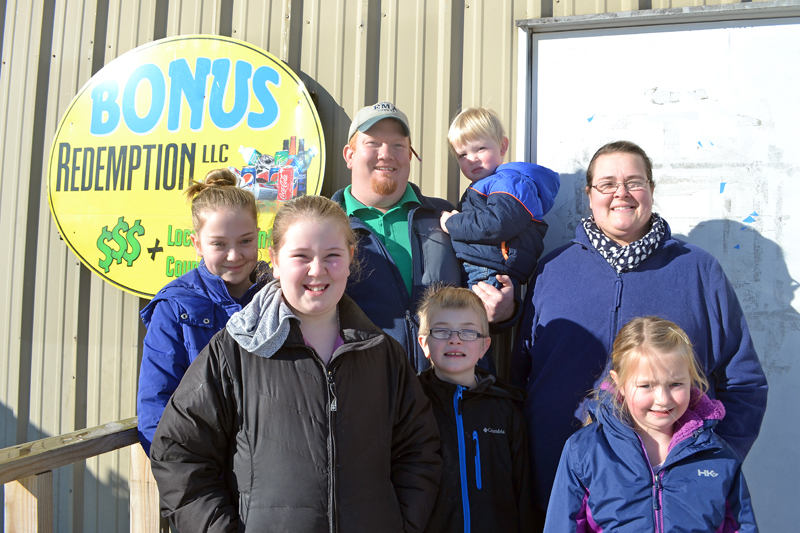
[292,146,318,174]
[238,146,261,166]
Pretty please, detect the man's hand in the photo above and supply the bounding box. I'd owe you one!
[473,274,515,324]
[439,210,459,234]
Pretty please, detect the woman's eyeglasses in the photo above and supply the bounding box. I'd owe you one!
[591,180,649,194]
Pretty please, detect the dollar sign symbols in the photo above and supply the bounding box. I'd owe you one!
[124,220,145,266]
[97,226,114,273]
[110,216,129,265]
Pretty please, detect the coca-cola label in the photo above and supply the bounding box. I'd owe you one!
[278,166,294,201]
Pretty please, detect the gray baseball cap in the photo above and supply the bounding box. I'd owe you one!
[348,101,411,139]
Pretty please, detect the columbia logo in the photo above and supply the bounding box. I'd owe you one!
[698,469,718,477]
[483,427,505,434]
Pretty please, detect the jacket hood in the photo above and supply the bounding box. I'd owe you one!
[590,387,725,450]
[226,280,297,358]
[474,162,560,215]
[669,389,725,451]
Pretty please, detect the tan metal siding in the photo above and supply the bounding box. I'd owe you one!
[0,0,43,452]
[167,0,224,35]
[297,0,374,197]
[0,0,770,530]
[44,1,136,531]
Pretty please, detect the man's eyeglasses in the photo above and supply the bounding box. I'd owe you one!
[428,328,485,341]
[591,180,649,194]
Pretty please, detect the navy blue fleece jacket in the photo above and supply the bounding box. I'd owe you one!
[511,221,768,510]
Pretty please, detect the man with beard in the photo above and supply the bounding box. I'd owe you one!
[332,102,515,371]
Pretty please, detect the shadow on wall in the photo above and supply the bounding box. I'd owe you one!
[294,72,351,199]
[541,172,590,255]
[674,220,799,377]
[0,401,126,531]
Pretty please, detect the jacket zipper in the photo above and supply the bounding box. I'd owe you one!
[327,369,339,533]
[355,218,416,361]
[611,275,623,347]
[582,240,625,353]
[472,430,482,490]
[653,472,664,533]
[405,310,418,358]
[635,433,664,533]
[454,386,471,533]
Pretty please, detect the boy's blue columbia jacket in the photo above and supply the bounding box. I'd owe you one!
[444,162,560,282]
[545,391,757,532]
[136,262,268,455]
[418,367,534,532]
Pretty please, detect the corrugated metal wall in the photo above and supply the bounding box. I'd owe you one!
[0,0,765,530]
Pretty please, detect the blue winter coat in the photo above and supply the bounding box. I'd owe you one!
[510,221,768,510]
[334,184,513,373]
[418,367,534,533]
[445,162,560,282]
[545,392,757,532]
[136,262,268,456]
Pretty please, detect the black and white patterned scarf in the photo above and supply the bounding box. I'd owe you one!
[582,213,667,273]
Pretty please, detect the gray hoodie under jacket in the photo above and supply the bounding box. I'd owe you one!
[150,281,443,532]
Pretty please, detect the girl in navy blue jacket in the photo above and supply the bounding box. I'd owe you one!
[136,169,269,456]
[546,317,757,532]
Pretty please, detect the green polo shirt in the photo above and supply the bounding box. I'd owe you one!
[342,184,420,296]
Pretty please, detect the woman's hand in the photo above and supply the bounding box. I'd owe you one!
[473,274,515,323]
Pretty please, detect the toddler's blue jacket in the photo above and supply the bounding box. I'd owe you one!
[334,183,517,373]
[136,262,268,455]
[445,162,560,282]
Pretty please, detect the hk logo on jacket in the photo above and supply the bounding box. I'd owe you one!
[697,469,718,477]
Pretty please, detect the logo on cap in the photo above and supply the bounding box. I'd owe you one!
[373,102,397,113]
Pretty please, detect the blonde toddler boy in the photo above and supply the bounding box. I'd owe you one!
[440,107,560,293]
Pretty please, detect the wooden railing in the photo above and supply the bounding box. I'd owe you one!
[0,417,166,532]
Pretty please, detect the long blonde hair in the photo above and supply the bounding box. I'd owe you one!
[591,316,708,425]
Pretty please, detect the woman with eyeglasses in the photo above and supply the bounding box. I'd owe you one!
[510,140,768,529]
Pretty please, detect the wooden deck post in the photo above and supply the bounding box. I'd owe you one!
[4,471,54,533]
[129,444,168,533]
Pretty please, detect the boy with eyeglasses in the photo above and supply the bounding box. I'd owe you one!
[416,284,533,532]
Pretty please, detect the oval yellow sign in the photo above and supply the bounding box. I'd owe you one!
[47,35,325,298]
